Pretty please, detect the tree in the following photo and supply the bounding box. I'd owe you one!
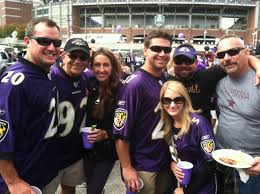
[0,24,25,39]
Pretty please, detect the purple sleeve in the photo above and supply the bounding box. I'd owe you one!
[195,115,215,160]
[113,75,140,139]
[0,79,24,155]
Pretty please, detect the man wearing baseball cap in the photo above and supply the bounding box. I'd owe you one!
[42,38,90,194]
[168,43,226,123]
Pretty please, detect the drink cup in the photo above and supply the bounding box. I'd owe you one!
[81,127,96,149]
[31,186,42,194]
[126,177,144,194]
[177,161,193,187]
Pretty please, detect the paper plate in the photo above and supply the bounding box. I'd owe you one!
[212,149,253,168]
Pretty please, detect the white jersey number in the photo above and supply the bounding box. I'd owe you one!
[151,118,165,140]
[1,71,25,85]
[45,97,58,138]
[59,96,88,137]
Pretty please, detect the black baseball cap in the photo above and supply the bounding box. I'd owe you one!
[64,38,90,54]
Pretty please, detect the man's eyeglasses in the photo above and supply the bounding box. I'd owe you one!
[216,47,245,59]
[30,36,62,48]
[174,56,195,65]
[149,46,172,54]
[67,53,89,61]
[162,96,185,105]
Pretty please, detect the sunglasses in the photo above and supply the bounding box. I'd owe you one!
[174,56,195,65]
[149,46,172,54]
[162,96,185,105]
[216,47,245,59]
[67,53,89,61]
[30,36,62,47]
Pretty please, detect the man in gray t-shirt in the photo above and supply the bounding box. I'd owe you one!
[216,34,260,194]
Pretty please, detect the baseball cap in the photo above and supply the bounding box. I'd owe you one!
[64,38,90,54]
[173,46,197,60]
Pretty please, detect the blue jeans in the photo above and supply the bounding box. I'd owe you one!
[235,172,260,194]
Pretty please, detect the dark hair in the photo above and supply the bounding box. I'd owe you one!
[90,48,122,119]
[25,17,60,37]
[144,30,173,48]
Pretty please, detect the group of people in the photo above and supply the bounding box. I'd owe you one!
[0,17,259,194]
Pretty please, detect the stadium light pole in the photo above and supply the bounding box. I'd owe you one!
[67,0,70,38]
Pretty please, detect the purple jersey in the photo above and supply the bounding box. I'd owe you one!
[173,113,216,194]
[51,64,88,169]
[113,69,170,172]
[0,58,59,191]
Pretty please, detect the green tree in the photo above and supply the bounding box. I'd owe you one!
[0,24,25,39]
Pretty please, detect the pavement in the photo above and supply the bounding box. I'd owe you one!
[56,161,125,194]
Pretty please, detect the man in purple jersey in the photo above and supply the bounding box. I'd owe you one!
[42,38,90,194]
[113,30,174,194]
[0,18,61,193]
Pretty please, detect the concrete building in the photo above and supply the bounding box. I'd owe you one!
[32,0,259,46]
[0,0,33,27]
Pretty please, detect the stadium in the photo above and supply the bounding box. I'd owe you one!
[31,0,258,44]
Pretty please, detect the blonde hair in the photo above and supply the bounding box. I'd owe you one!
[160,81,200,142]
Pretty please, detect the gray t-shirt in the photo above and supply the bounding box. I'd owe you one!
[216,67,260,157]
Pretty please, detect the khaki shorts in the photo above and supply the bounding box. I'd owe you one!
[137,168,173,194]
[42,159,85,194]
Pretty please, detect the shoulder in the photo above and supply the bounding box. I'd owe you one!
[0,62,28,87]
[190,113,211,127]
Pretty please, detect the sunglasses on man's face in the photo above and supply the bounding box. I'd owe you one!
[30,36,62,48]
[174,56,195,65]
[149,46,172,54]
[162,96,185,105]
[216,47,245,59]
[67,53,89,61]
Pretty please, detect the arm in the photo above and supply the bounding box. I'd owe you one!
[0,159,34,194]
[246,157,260,176]
[115,139,141,192]
[248,55,260,85]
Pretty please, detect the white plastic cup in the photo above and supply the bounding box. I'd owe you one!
[126,177,144,194]
[31,186,42,194]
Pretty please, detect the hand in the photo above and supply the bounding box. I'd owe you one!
[122,166,141,192]
[87,129,108,143]
[170,161,184,183]
[7,178,35,194]
[174,187,184,194]
[246,157,260,175]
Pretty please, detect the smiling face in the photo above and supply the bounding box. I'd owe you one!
[24,22,61,71]
[173,55,197,79]
[143,38,171,75]
[92,54,112,83]
[217,37,249,78]
[62,50,89,77]
[162,89,184,119]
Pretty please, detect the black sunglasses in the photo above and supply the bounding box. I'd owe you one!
[67,53,89,61]
[174,56,195,65]
[216,47,245,59]
[162,96,185,105]
[30,36,62,47]
[149,46,172,54]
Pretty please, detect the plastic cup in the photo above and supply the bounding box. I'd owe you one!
[126,177,144,194]
[81,127,96,149]
[31,186,42,194]
[177,161,193,187]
